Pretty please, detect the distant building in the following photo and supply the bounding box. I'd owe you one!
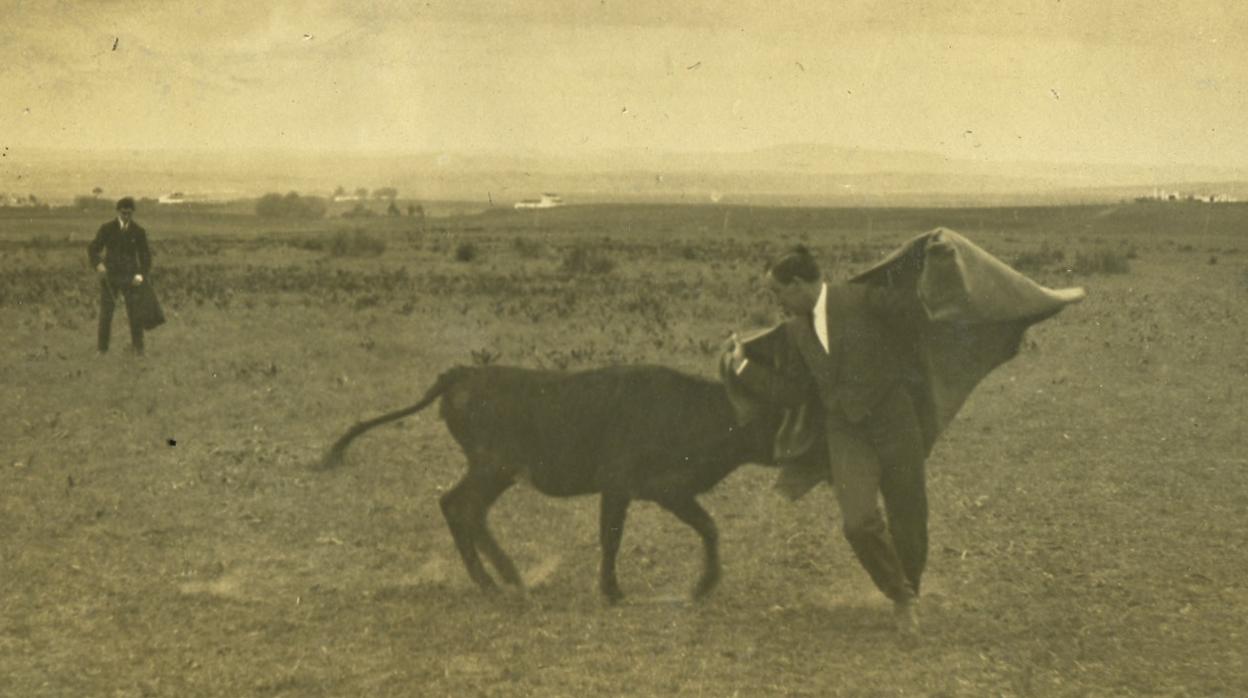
[158,192,189,205]
[1134,188,1234,204]
[0,193,42,207]
[514,193,565,210]
[2,193,44,207]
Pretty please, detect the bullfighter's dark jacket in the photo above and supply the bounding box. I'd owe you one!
[722,283,926,497]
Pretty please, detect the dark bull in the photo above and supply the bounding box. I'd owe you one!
[317,364,776,602]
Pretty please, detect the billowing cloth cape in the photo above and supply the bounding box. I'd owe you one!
[723,227,1086,499]
[859,227,1085,444]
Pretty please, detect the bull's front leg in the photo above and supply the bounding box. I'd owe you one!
[656,496,721,600]
[598,493,630,603]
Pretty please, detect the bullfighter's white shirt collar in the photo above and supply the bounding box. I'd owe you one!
[813,282,829,353]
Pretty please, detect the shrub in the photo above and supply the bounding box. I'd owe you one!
[329,229,386,257]
[1072,248,1130,275]
[455,242,479,263]
[73,196,114,212]
[342,203,375,219]
[560,246,615,275]
[470,348,500,365]
[256,192,327,219]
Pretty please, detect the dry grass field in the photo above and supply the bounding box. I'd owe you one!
[2,202,1246,696]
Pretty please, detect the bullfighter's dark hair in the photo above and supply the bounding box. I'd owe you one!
[766,245,821,284]
[115,197,136,211]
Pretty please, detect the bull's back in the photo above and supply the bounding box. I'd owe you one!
[439,366,621,495]
[438,365,741,496]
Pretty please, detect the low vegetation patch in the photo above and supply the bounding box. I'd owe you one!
[560,246,615,275]
[1012,241,1066,273]
[511,237,544,259]
[1072,248,1131,275]
[255,191,327,219]
[328,228,386,257]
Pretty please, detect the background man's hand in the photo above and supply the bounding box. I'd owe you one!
[132,274,144,286]
[95,263,106,274]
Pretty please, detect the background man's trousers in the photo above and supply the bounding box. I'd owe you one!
[98,278,144,353]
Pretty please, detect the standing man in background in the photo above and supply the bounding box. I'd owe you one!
[88,197,152,356]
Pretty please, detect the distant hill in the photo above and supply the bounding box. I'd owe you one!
[4,146,1246,207]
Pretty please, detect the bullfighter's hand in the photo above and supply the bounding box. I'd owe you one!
[95,263,107,274]
[132,274,144,286]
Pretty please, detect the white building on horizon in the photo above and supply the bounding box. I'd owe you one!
[1136,187,1237,203]
[514,193,565,210]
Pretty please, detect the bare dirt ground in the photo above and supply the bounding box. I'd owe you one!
[2,203,1246,696]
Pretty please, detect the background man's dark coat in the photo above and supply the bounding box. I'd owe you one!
[88,219,152,288]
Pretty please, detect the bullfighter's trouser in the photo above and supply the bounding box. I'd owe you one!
[827,385,928,602]
[98,277,144,353]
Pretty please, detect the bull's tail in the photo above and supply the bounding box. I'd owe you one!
[315,369,463,471]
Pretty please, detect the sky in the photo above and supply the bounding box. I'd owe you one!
[3,0,1247,168]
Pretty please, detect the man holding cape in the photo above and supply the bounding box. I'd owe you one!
[722,228,1085,636]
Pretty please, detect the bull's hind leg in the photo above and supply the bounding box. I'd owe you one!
[598,493,630,604]
[439,471,516,591]
[656,496,721,600]
[469,475,523,589]
[441,476,494,591]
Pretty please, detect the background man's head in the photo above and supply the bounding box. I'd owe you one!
[116,197,135,224]
[765,245,823,316]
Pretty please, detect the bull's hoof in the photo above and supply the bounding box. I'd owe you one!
[893,598,921,641]
[692,575,720,601]
[601,582,625,605]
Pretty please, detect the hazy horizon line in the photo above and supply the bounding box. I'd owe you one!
[12,143,1247,174]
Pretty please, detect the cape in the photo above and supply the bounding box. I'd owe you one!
[852,227,1085,449]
